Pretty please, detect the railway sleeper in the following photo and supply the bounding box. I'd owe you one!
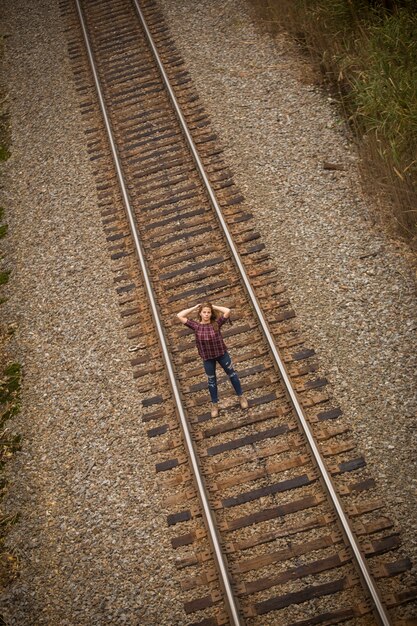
[180,567,218,592]
[269,601,370,626]
[133,362,165,378]
[145,205,206,230]
[117,291,139,306]
[155,453,188,473]
[132,155,185,179]
[328,457,366,475]
[214,470,318,510]
[155,241,225,266]
[338,477,376,496]
[234,531,342,575]
[269,308,297,323]
[166,504,202,526]
[161,266,225,290]
[295,377,329,392]
[212,453,311,492]
[300,390,330,408]
[171,527,207,550]
[128,143,183,169]
[142,407,172,425]
[203,405,289,438]
[158,467,192,489]
[148,224,215,251]
[207,435,303,475]
[238,549,352,596]
[203,420,295,457]
[373,557,412,579]
[175,550,213,569]
[123,130,183,155]
[241,241,266,256]
[321,439,356,457]
[158,255,225,280]
[151,435,183,454]
[249,573,359,617]
[287,362,319,377]
[255,277,287,295]
[309,407,343,423]
[128,352,153,368]
[165,486,196,507]
[385,586,417,609]
[226,512,335,554]
[223,494,328,534]
[354,516,394,536]
[149,239,222,264]
[314,423,351,441]
[362,533,401,556]
[165,278,234,304]
[191,387,282,413]
[146,418,179,437]
[186,613,229,626]
[136,185,200,215]
[171,528,206,552]
[183,591,222,615]
[147,222,218,248]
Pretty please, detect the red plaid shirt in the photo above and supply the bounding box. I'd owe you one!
[185,316,228,360]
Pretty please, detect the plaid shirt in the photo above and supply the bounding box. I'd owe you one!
[185,316,228,360]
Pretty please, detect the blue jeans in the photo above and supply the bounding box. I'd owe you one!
[203,352,243,404]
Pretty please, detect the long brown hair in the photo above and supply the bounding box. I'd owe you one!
[198,302,220,332]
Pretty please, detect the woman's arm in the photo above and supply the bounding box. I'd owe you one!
[212,304,231,319]
[177,303,200,324]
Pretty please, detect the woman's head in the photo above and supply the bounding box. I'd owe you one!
[198,302,218,325]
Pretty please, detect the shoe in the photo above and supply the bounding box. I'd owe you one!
[211,403,219,418]
[239,395,248,409]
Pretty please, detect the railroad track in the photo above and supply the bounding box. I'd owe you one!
[58,0,417,623]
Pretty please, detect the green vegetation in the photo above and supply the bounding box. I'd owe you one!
[0,270,10,286]
[0,209,10,286]
[0,363,21,441]
[0,81,19,592]
[250,0,417,241]
[0,37,10,163]
[0,363,21,589]
[0,145,10,162]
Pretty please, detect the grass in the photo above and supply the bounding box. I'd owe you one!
[249,0,417,242]
[0,42,19,594]
[0,36,10,164]
[0,271,10,286]
[0,205,20,596]
[0,363,21,589]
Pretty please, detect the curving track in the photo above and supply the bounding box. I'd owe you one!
[58,0,417,623]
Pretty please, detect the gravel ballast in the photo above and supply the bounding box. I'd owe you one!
[0,0,416,624]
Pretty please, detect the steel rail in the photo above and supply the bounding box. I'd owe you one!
[132,2,392,625]
[74,1,243,624]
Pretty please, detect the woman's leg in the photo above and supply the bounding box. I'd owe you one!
[217,352,243,396]
[203,358,218,403]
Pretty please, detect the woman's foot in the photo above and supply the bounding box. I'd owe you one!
[239,395,248,409]
[211,403,219,418]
